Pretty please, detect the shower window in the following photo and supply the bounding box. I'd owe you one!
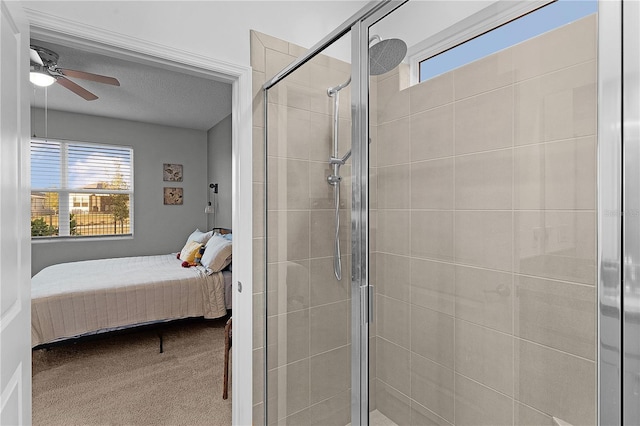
[417,0,597,82]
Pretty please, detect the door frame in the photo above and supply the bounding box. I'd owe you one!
[24,9,254,425]
[0,1,31,424]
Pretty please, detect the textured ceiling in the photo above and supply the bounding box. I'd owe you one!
[29,39,232,131]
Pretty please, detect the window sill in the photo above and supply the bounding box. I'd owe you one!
[31,235,134,243]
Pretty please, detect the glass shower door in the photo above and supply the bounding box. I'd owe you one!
[263,31,354,425]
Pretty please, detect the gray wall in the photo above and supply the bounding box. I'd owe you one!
[207,114,232,230]
[31,108,209,275]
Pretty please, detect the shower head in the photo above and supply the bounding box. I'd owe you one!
[369,37,407,76]
[327,35,407,95]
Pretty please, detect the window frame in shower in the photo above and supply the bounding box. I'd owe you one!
[415,0,598,83]
[406,0,554,86]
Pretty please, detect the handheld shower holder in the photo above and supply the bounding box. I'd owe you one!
[329,156,346,166]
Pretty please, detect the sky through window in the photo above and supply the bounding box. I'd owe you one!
[419,0,597,82]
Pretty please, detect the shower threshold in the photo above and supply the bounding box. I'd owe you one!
[345,410,397,426]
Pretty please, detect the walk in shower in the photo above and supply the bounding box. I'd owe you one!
[258,0,623,424]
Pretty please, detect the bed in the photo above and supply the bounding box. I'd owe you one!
[31,229,232,348]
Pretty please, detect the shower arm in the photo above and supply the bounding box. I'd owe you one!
[327,76,351,96]
[326,34,392,96]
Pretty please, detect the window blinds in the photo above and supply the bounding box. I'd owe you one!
[31,139,132,191]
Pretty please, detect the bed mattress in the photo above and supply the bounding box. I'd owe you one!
[31,254,228,347]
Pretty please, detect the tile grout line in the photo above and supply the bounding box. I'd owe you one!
[408,90,414,422]
[511,69,517,426]
[452,72,457,426]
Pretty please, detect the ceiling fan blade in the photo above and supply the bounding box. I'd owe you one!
[59,68,120,86]
[30,48,43,65]
[56,77,98,101]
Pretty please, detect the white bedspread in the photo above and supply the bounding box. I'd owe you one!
[31,254,227,347]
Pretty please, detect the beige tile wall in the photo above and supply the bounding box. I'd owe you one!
[252,30,355,425]
[373,14,597,426]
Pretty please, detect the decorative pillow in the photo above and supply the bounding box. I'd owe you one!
[201,234,232,273]
[180,240,203,264]
[185,229,214,246]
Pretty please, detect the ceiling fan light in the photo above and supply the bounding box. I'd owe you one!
[30,71,55,87]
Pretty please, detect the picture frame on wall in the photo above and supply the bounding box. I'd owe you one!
[163,163,183,182]
[163,187,183,205]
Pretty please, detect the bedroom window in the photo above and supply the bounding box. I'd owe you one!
[31,138,134,239]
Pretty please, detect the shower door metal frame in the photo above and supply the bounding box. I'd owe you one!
[598,0,622,423]
[350,2,408,424]
[598,1,622,424]
[621,0,640,425]
[350,17,371,426]
[597,0,640,425]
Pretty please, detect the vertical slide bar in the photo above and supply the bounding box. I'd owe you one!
[598,0,622,425]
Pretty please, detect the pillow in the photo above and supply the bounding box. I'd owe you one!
[201,234,232,273]
[180,240,203,263]
[185,228,214,246]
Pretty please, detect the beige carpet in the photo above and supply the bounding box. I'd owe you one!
[32,318,232,426]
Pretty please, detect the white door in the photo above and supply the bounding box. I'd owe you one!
[0,1,32,425]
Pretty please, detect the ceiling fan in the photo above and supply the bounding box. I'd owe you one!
[29,44,120,101]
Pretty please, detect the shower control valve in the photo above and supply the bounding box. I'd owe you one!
[327,174,342,185]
